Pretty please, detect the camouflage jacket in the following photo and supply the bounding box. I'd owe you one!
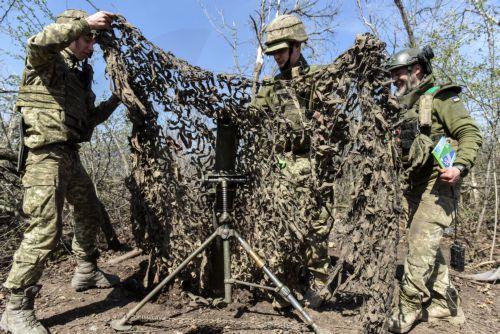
[398,75,482,185]
[252,55,323,154]
[17,19,119,149]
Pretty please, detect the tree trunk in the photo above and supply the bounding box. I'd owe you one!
[476,157,492,236]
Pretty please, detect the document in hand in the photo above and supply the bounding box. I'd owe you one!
[432,136,456,169]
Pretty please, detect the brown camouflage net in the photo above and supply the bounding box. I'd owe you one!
[99,16,402,333]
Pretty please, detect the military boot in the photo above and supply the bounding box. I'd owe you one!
[303,286,325,309]
[422,297,465,325]
[388,294,422,333]
[303,273,331,309]
[0,285,48,334]
[71,258,119,292]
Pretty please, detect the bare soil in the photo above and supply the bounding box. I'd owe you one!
[0,237,498,334]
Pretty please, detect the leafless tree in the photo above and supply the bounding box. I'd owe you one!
[198,0,340,84]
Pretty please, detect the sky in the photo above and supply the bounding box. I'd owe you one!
[0,1,493,136]
[0,0,384,133]
[0,0,369,90]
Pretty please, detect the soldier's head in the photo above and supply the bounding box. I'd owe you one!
[56,9,95,61]
[264,14,308,70]
[386,46,434,96]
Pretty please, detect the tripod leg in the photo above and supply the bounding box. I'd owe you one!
[233,231,328,334]
[223,229,232,303]
[110,229,220,331]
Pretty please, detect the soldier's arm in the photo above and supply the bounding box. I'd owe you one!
[88,93,121,127]
[434,92,483,169]
[27,20,91,67]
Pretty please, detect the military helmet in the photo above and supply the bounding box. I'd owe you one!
[386,45,435,74]
[264,14,308,55]
[56,9,89,24]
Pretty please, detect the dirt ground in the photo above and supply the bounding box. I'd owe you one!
[0,237,498,334]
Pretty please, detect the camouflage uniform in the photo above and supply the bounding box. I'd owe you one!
[252,15,332,302]
[392,69,482,332]
[253,59,331,288]
[4,13,120,291]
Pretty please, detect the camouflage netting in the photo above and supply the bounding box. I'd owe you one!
[99,16,402,333]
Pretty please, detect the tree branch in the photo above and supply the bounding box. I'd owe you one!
[250,0,267,97]
[393,0,416,47]
[0,0,17,26]
[355,0,379,37]
[0,89,18,94]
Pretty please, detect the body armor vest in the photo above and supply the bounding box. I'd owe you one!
[273,81,312,153]
[398,84,454,167]
[271,64,320,154]
[16,51,94,146]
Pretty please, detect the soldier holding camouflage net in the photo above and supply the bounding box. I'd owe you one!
[251,14,332,310]
[1,9,121,334]
[386,46,482,333]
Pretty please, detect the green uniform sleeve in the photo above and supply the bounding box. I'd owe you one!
[434,92,483,169]
[88,93,121,127]
[27,19,91,67]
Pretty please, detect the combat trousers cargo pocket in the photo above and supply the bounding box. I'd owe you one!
[22,185,58,221]
[428,180,455,227]
[21,168,63,252]
[21,164,59,222]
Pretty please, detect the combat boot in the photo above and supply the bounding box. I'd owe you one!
[71,258,119,292]
[303,275,331,309]
[303,287,324,309]
[422,297,465,325]
[0,285,48,334]
[388,294,422,333]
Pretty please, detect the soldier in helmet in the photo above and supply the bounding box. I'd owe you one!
[1,9,120,334]
[386,46,482,333]
[252,14,332,309]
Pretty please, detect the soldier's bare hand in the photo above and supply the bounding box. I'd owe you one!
[438,167,461,185]
[86,11,116,30]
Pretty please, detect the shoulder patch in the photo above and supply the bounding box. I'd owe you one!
[452,96,460,102]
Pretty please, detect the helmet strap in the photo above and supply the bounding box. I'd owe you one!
[408,63,428,82]
[283,42,293,71]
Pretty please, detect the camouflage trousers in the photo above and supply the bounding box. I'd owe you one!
[401,177,458,305]
[4,144,103,290]
[278,153,333,288]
